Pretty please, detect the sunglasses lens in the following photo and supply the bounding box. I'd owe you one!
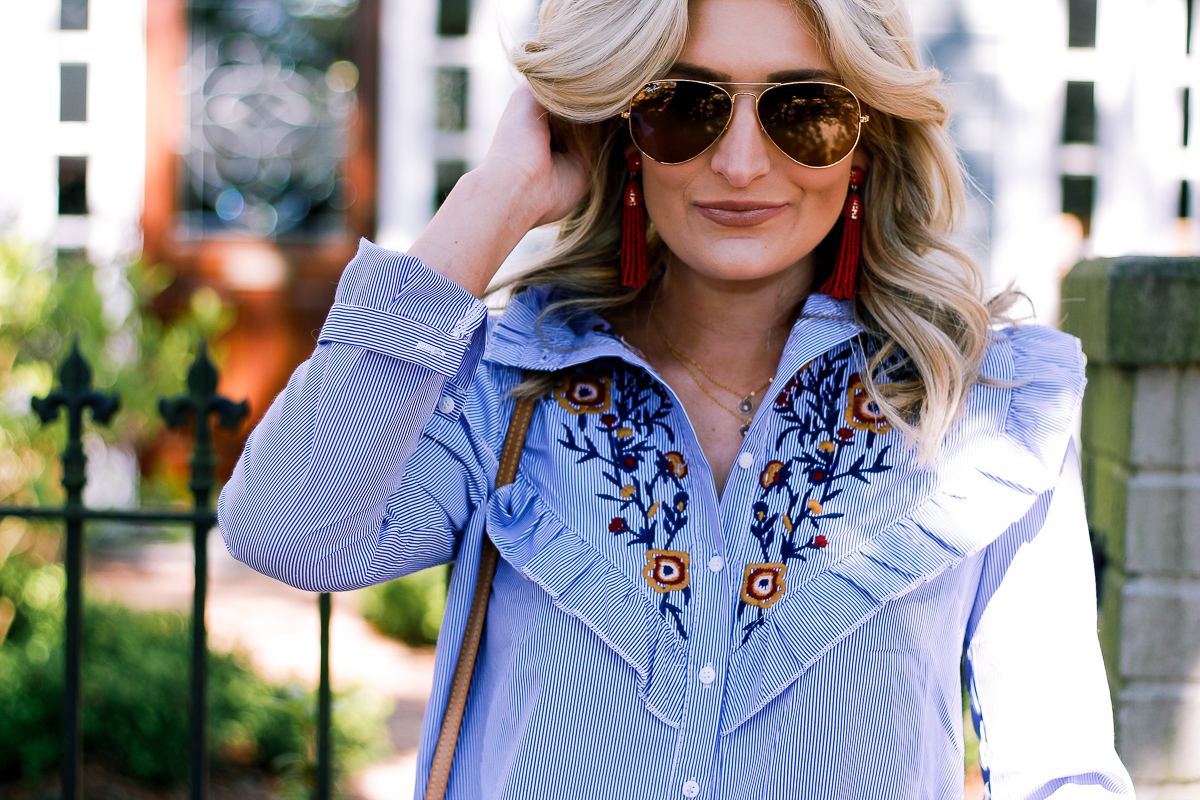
[758,83,861,167]
[628,81,732,164]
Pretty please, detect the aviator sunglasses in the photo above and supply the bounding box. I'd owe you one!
[622,79,869,168]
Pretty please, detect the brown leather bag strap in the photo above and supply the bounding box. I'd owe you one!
[424,394,538,800]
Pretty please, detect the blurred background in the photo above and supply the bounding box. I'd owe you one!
[0,0,1195,797]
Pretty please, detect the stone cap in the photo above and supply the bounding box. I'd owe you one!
[1061,257,1200,366]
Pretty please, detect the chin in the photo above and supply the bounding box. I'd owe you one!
[669,252,796,284]
[667,240,807,284]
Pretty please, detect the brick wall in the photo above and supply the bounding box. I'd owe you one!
[1063,257,1200,796]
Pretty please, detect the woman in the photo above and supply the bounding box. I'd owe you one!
[219,0,1135,796]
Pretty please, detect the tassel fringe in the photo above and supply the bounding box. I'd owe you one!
[819,166,865,301]
[621,153,648,289]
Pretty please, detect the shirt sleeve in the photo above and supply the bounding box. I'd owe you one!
[216,239,497,592]
[964,441,1135,799]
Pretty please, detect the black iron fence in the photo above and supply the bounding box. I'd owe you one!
[0,340,335,800]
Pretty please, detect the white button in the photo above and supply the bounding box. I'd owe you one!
[682,780,700,798]
[698,664,716,685]
[737,452,754,469]
[707,555,724,573]
[438,396,456,414]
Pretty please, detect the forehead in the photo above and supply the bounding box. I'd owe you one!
[679,0,835,82]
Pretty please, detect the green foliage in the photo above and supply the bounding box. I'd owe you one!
[359,565,448,647]
[0,546,387,791]
[0,240,233,508]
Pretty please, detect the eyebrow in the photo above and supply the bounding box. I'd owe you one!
[668,62,839,83]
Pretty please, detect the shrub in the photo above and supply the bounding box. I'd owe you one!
[0,548,386,791]
[358,565,448,647]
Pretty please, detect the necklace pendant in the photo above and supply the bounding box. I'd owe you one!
[739,423,750,437]
[737,398,753,414]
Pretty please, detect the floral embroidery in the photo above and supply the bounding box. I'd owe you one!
[557,363,692,638]
[662,451,688,479]
[644,550,691,593]
[741,563,787,609]
[759,460,786,489]
[845,372,892,434]
[555,374,612,415]
[737,343,894,646]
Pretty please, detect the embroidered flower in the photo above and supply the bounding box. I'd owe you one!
[662,451,689,479]
[837,427,854,441]
[809,470,825,483]
[618,454,640,472]
[599,413,618,428]
[807,499,823,514]
[643,550,691,593]
[818,440,836,452]
[620,484,636,498]
[554,374,612,415]
[616,426,634,438]
[814,535,828,548]
[845,372,892,434]
[741,563,788,609]
[782,513,794,533]
[674,491,689,513]
[759,460,786,490]
[752,500,769,521]
[609,517,628,534]
[646,501,660,518]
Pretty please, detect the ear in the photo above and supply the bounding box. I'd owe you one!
[851,146,871,173]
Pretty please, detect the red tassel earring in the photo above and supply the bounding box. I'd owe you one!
[819,166,865,301]
[621,152,649,289]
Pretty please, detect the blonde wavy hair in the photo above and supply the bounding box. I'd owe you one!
[500,0,1016,462]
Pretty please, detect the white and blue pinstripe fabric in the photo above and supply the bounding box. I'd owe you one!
[219,239,1134,800]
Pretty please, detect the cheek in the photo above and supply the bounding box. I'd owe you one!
[639,164,696,235]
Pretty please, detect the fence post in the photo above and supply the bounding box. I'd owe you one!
[30,340,119,800]
[160,343,248,800]
[1062,257,1200,795]
[317,592,332,800]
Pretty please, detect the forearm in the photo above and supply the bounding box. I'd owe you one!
[408,165,543,298]
[217,244,490,591]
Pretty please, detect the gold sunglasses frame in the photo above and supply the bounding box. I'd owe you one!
[621,79,870,168]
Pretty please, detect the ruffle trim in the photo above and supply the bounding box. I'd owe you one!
[724,325,1085,733]
[487,472,689,727]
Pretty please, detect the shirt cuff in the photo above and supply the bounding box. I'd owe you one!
[317,239,489,386]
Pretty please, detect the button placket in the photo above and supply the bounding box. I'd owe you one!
[671,506,729,800]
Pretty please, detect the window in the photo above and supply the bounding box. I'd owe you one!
[1189,0,1195,55]
[1062,81,1095,144]
[1184,88,1191,148]
[437,0,470,36]
[1061,174,1095,237]
[435,160,466,210]
[61,0,88,30]
[58,156,88,215]
[436,67,468,131]
[60,63,87,122]
[1067,0,1097,48]
[179,1,363,238]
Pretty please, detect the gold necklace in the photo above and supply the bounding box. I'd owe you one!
[653,312,774,436]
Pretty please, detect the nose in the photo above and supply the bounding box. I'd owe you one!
[708,93,773,187]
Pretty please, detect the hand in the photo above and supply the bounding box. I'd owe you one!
[408,84,595,297]
[475,84,593,228]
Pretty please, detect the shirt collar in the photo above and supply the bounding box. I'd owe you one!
[483,286,863,380]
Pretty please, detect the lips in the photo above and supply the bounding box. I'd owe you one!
[694,201,787,227]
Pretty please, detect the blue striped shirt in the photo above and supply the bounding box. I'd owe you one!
[218,239,1134,800]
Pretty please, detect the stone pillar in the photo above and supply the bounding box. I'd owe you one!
[1062,257,1200,798]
